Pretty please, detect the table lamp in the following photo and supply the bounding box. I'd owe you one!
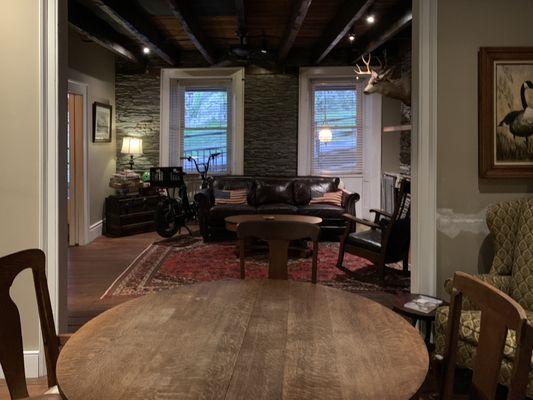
[121,137,143,170]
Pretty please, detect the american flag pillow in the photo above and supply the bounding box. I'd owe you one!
[214,189,248,205]
[309,190,344,207]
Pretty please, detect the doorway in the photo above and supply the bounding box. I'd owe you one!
[67,81,89,246]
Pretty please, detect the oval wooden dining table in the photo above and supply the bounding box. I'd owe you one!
[57,280,429,400]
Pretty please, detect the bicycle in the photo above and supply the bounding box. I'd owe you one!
[180,152,221,189]
[150,153,220,238]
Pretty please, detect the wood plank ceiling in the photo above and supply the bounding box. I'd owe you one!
[69,0,411,68]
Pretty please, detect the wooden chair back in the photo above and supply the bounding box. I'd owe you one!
[0,249,59,400]
[441,272,532,400]
[381,178,411,262]
[237,221,320,282]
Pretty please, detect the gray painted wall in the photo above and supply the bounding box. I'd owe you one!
[68,28,116,226]
[437,0,533,297]
[381,96,402,175]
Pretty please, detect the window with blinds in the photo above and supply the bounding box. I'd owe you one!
[169,79,232,174]
[310,81,363,175]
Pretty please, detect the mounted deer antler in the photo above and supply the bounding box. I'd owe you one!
[353,52,411,106]
[354,54,373,75]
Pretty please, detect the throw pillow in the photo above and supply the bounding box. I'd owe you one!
[214,189,248,205]
[309,190,344,207]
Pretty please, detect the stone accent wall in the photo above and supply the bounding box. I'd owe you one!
[244,74,298,176]
[115,71,161,172]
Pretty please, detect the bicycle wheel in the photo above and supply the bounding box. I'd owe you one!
[155,197,181,238]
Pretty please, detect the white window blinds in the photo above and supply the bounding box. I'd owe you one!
[310,81,363,175]
[169,79,232,174]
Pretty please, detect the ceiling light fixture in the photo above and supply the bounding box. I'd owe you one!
[348,33,356,42]
[142,47,151,55]
[366,15,375,24]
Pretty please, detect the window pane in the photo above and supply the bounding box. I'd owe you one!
[182,89,229,173]
[312,87,361,175]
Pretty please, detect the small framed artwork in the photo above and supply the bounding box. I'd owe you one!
[92,102,112,143]
[479,47,533,178]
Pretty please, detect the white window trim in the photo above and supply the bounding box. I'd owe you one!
[160,68,244,174]
[298,66,378,178]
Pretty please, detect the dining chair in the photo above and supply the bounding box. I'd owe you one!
[236,220,320,282]
[0,249,65,400]
[336,178,410,281]
[439,271,533,400]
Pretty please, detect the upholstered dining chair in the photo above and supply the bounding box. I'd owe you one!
[0,249,67,400]
[336,178,411,280]
[439,272,533,400]
[236,220,320,282]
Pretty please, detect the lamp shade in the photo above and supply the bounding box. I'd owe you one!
[121,137,143,155]
[318,127,333,143]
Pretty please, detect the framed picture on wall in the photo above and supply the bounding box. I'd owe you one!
[479,47,533,178]
[93,102,112,143]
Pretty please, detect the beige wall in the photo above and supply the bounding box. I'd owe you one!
[68,28,116,228]
[0,0,42,351]
[437,0,533,296]
[381,96,402,174]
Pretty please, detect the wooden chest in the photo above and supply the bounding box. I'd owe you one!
[105,194,161,237]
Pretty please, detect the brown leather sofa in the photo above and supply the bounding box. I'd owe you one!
[194,175,360,241]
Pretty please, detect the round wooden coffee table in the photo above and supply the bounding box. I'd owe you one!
[225,214,322,257]
[225,214,322,232]
[57,280,429,400]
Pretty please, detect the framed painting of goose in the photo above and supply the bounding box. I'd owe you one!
[479,47,533,178]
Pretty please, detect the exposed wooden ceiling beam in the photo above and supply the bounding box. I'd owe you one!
[277,0,313,63]
[353,10,412,62]
[314,0,374,64]
[81,0,179,65]
[68,1,139,63]
[164,0,216,65]
[235,0,247,33]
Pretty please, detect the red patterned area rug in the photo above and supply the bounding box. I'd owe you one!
[102,236,409,299]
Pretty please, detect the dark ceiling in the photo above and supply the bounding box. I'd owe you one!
[69,0,412,69]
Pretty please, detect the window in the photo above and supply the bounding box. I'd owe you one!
[170,80,232,174]
[310,81,363,175]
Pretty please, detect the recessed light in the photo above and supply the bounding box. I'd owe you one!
[261,49,267,54]
[142,47,151,55]
[348,33,356,42]
[366,15,375,24]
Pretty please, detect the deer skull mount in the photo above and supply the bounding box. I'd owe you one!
[354,54,411,106]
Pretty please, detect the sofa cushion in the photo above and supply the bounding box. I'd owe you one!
[254,179,293,205]
[293,177,339,205]
[208,204,256,226]
[298,204,344,219]
[309,190,343,207]
[256,203,298,215]
[214,189,248,205]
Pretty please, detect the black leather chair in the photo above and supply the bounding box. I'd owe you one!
[336,179,411,280]
[194,176,360,241]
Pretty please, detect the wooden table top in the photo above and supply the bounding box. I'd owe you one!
[57,281,428,400]
[225,214,322,231]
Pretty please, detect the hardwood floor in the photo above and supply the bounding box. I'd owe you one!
[67,231,160,332]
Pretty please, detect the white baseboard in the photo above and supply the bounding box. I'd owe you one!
[87,220,103,243]
[0,350,40,379]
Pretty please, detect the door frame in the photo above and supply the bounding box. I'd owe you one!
[38,0,439,378]
[67,80,90,245]
[411,0,438,296]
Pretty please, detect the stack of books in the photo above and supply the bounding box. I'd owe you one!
[109,170,142,193]
[404,295,443,314]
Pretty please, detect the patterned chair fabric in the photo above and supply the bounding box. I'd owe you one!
[434,198,533,397]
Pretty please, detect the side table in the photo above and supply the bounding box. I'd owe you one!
[392,293,447,348]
